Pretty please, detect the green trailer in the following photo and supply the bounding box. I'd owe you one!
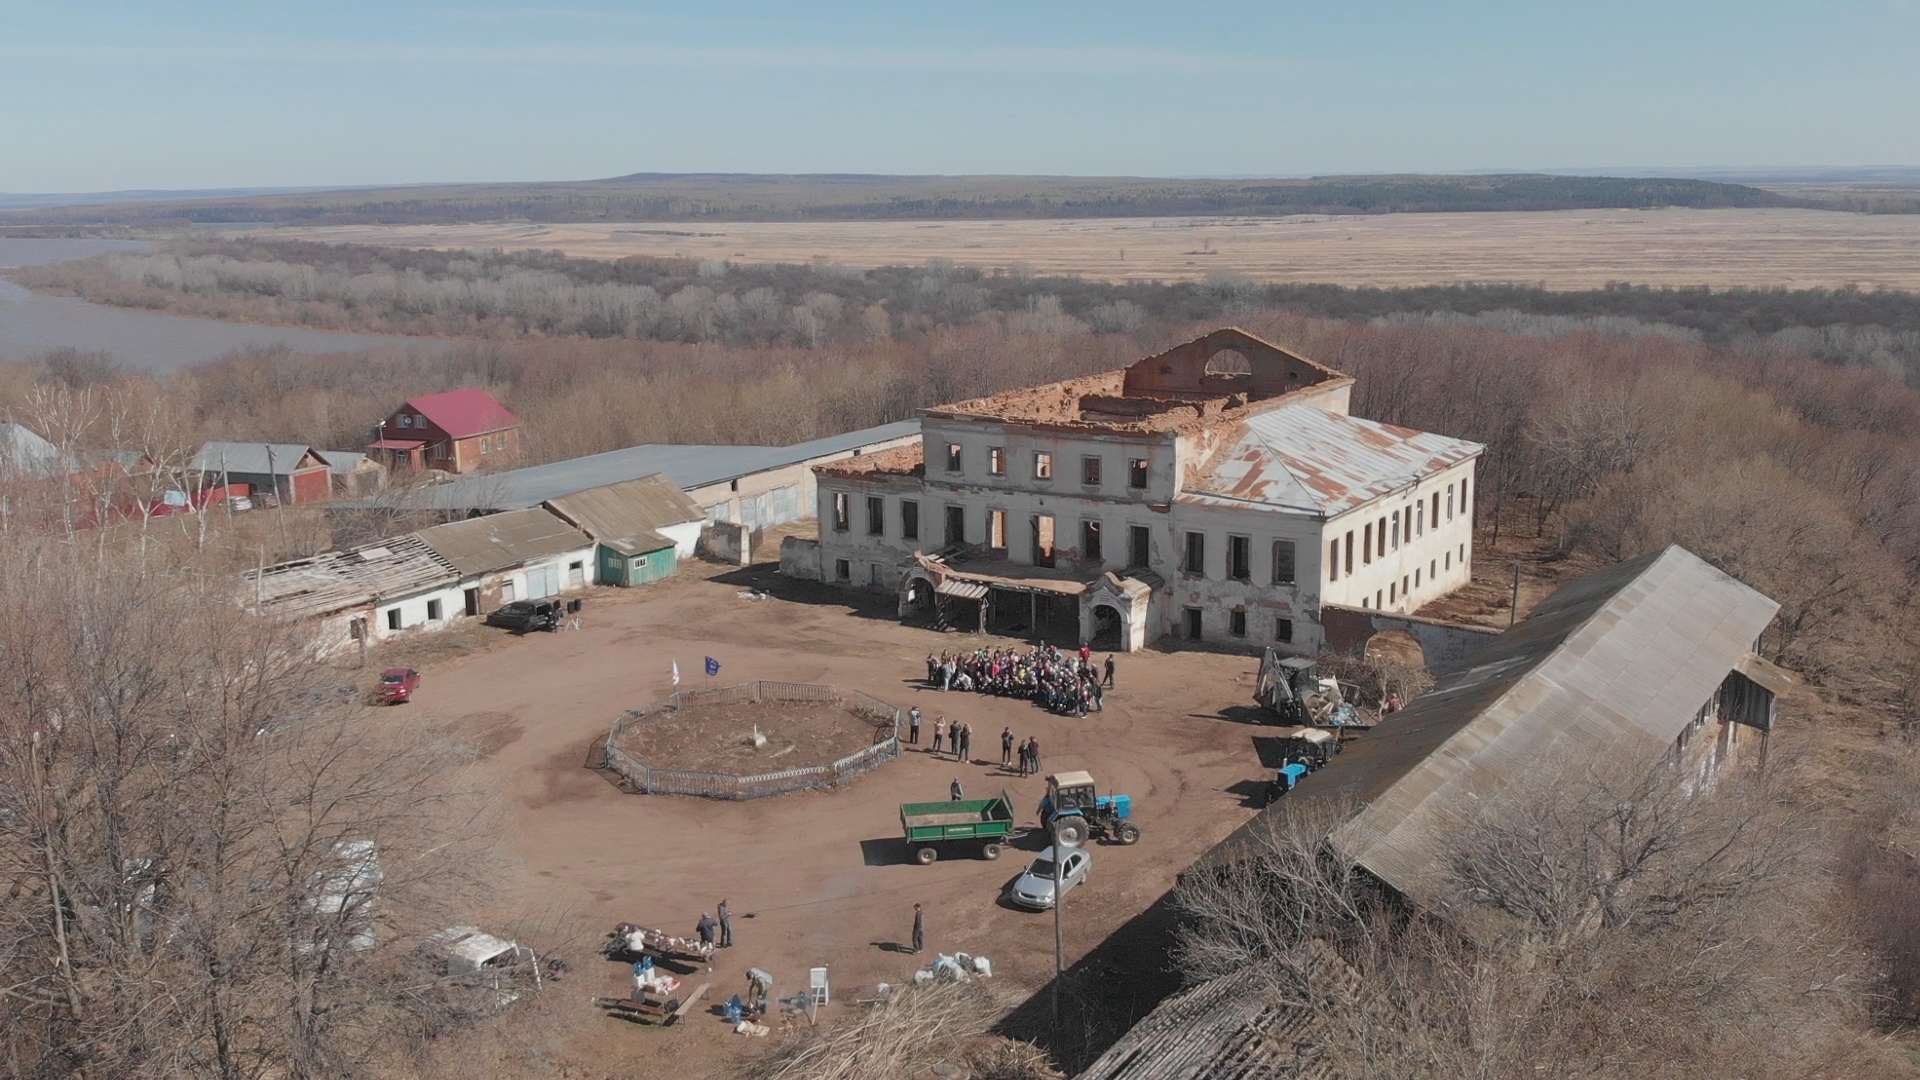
[900,790,1021,864]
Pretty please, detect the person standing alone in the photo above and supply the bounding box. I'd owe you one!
[1001,726,1015,768]
[1104,654,1116,688]
[912,903,925,954]
[908,706,922,745]
[717,899,733,948]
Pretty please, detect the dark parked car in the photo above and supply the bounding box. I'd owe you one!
[377,668,420,704]
[485,599,564,633]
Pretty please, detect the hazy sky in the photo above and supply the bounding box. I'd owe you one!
[4,0,1916,192]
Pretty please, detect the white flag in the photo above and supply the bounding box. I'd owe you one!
[671,659,681,685]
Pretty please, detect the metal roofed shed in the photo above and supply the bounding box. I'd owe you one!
[416,508,594,577]
[190,441,334,505]
[356,419,921,516]
[1203,544,1784,906]
[544,473,706,564]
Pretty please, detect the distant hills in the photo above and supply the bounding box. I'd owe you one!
[0,172,1845,230]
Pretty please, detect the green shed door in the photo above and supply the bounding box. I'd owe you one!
[598,545,629,586]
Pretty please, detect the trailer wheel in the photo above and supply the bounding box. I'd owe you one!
[913,845,938,865]
[1116,824,1142,845]
[982,843,1003,860]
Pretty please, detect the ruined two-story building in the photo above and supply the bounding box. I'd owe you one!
[803,329,1483,653]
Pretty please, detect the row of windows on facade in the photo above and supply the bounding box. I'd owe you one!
[1352,549,1464,611]
[1324,478,1470,583]
[831,492,1304,584]
[945,445,1150,490]
[388,413,506,456]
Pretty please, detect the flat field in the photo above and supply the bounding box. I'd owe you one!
[386,561,1274,1076]
[258,207,1920,290]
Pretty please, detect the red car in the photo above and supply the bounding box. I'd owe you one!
[377,667,421,705]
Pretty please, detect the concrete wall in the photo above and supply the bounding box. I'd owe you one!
[660,519,704,558]
[699,520,752,565]
[780,536,822,580]
[1320,604,1500,673]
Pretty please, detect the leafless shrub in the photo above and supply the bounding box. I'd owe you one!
[740,981,1058,1080]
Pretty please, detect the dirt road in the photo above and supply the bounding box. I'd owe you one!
[403,565,1272,1075]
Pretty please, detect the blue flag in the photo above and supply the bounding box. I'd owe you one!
[705,656,721,677]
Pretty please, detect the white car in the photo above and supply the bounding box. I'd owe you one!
[1008,846,1092,910]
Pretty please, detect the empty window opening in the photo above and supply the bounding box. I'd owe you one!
[1185,607,1203,638]
[1416,501,1424,536]
[1415,567,1422,587]
[866,495,884,536]
[989,447,1006,476]
[1363,522,1373,565]
[1402,574,1409,598]
[1032,514,1056,568]
[946,444,963,472]
[1361,596,1370,610]
[1391,511,1401,550]
[1034,452,1052,480]
[1389,582,1397,604]
[1459,542,1465,562]
[835,558,851,581]
[1272,539,1296,585]
[1447,484,1455,520]
[386,607,402,631]
[427,598,443,621]
[1445,551,1451,571]
[1378,517,1388,557]
[1184,531,1206,576]
[1376,589,1384,608]
[1432,492,1440,529]
[1227,535,1252,581]
[1275,616,1294,643]
[1462,476,1471,519]
[946,505,965,545]
[1344,531,1355,576]
[1430,558,1437,578]
[901,499,920,541]
[1128,458,1148,489]
[870,563,884,587]
[1129,525,1150,568]
[1082,519,1103,563]
[832,492,850,532]
[1328,539,1340,582]
[1082,456,1102,486]
[989,510,1008,551]
[1230,609,1248,637]
[1204,348,1254,377]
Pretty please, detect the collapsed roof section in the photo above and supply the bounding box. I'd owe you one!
[925,328,1349,434]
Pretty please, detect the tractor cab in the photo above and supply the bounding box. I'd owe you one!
[1274,726,1336,769]
[1039,770,1140,847]
[1256,650,1344,725]
[1044,770,1100,815]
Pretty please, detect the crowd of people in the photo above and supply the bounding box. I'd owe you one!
[924,644,1114,716]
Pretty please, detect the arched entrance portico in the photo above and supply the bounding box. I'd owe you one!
[1079,573,1154,653]
[1090,603,1124,651]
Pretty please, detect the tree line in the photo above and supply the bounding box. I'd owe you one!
[11,239,1920,385]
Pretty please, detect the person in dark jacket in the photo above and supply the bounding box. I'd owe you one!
[912,903,925,954]
[1001,727,1015,768]
[697,912,718,947]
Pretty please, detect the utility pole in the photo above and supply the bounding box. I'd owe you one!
[1509,564,1522,627]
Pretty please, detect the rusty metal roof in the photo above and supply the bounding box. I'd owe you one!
[1181,406,1482,517]
[415,508,592,576]
[1203,545,1780,904]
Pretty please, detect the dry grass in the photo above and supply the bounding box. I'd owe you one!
[252,208,1920,290]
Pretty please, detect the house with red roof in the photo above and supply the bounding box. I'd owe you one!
[367,389,522,475]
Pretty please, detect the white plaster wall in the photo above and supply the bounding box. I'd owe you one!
[1321,460,1477,614]
[372,582,468,640]
[1161,502,1329,653]
[660,520,703,558]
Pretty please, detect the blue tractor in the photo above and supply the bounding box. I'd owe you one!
[1264,727,1336,805]
[1040,770,1141,847]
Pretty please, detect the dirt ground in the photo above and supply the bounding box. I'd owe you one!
[383,560,1275,1077]
[615,697,890,774]
[255,207,1920,290]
